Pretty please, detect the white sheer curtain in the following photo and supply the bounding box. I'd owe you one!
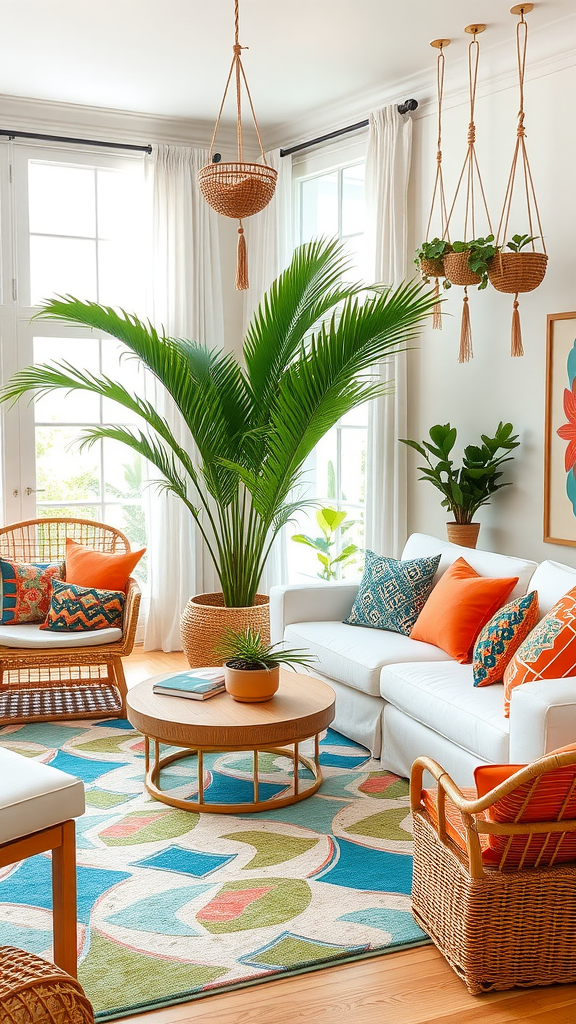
[143,144,224,651]
[244,149,294,591]
[364,106,413,558]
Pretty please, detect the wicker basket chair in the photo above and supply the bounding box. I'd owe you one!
[0,518,141,725]
[410,750,576,995]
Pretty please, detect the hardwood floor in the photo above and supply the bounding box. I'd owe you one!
[117,647,576,1024]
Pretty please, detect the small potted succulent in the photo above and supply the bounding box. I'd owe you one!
[444,235,499,289]
[214,626,317,703]
[488,233,548,294]
[414,238,453,285]
[400,421,520,548]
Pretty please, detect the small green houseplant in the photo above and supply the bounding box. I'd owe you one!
[400,421,520,547]
[214,626,316,702]
[488,232,547,296]
[445,235,499,290]
[414,238,453,287]
[292,507,358,581]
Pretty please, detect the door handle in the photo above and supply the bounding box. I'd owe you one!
[25,487,46,496]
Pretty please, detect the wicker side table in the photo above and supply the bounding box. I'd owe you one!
[0,947,94,1024]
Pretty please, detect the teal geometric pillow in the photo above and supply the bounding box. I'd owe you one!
[472,590,539,687]
[40,579,125,632]
[344,550,441,635]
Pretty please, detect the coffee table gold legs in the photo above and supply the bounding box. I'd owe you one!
[143,737,324,813]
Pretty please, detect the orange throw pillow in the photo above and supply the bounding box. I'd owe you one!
[503,587,576,716]
[65,538,145,593]
[411,557,518,663]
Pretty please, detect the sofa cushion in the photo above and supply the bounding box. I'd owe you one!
[0,746,85,844]
[0,623,122,648]
[529,560,576,618]
[401,533,537,602]
[473,590,539,687]
[284,620,452,697]
[344,550,440,635]
[41,579,125,632]
[503,587,576,716]
[380,660,510,762]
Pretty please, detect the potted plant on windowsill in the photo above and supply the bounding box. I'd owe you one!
[214,626,316,703]
[443,235,499,289]
[488,233,548,293]
[0,239,437,666]
[400,422,520,548]
[292,507,359,581]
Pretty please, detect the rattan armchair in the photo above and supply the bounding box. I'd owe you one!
[0,518,141,724]
[410,750,576,994]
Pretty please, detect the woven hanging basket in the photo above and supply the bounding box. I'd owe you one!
[487,251,547,294]
[180,592,270,669]
[197,161,278,220]
[443,252,481,287]
[419,257,446,279]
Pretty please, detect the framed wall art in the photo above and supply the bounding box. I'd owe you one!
[544,311,576,546]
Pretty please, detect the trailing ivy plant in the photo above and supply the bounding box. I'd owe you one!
[451,235,499,289]
[414,238,453,289]
[400,421,520,525]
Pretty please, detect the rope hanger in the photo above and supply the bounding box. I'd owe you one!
[424,38,451,331]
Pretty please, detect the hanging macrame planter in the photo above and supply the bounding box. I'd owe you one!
[417,38,451,330]
[443,25,494,363]
[487,3,548,356]
[197,0,277,290]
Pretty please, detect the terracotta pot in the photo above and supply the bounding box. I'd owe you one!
[443,252,482,287]
[487,251,548,294]
[446,522,481,549]
[180,593,270,669]
[224,663,280,703]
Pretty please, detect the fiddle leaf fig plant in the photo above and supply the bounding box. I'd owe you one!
[452,235,499,289]
[400,421,520,525]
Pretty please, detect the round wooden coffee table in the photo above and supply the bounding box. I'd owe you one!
[126,671,336,814]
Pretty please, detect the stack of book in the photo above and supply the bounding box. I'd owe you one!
[152,668,225,700]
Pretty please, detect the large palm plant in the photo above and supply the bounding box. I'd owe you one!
[1,239,436,607]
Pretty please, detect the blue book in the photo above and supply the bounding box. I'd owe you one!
[153,671,225,700]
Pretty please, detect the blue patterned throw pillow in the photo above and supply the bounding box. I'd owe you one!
[40,579,125,632]
[344,550,441,635]
[473,590,539,687]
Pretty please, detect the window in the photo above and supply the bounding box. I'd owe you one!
[0,144,148,580]
[289,142,368,583]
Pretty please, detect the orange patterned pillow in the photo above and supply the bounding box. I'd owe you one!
[504,586,576,716]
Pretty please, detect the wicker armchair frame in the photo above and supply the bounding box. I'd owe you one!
[0,518,141,725]
[410,751,576,993]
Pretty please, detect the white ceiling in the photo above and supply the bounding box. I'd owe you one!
[0,0,573,140]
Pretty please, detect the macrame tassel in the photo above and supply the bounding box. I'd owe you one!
[458,288,473,363]
[432,277,442,330]
[236,222,249,291]
[511,293,524,357]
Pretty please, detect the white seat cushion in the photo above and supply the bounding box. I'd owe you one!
[401,533,537,602]
[0,747,85,844]
[380,660,510,763]
[284,621,453,697]
[529,560,576,618]
[0,623,122,649]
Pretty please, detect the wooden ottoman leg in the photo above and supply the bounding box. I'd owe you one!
[52,820,77,978]
[113,657,128,715]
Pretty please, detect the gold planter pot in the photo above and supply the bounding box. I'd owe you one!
[224,663,280,703]
[180,593,270,669]
[446,522,481,549]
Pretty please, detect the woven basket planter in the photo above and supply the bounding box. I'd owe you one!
[180,593,270,669]
[446,522,480,548]
[0,946,94,1024]
[443,252,482,287]
[197,162,278,219]
[487,251,548,294]
[419,257,445,279]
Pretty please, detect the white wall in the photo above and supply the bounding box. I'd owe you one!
[406,60,576,566]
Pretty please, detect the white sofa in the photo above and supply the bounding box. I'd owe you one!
[270,534,576,786]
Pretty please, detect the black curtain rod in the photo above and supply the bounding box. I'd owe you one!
[0,128,152,154]
[279,99,418,158]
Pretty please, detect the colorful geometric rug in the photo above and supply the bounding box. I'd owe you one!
[0,719,428,1020]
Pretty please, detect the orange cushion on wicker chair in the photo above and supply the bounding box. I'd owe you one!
[503,587,576,716]
[421,786,489,854]
[65,538,145,593]
[411,557,518,663]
